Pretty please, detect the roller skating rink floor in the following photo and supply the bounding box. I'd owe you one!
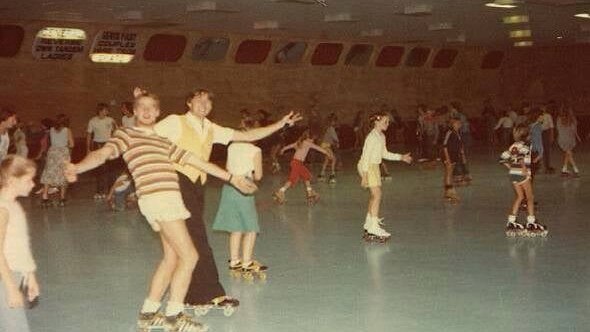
[25,145,590,332]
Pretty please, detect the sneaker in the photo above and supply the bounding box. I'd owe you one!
[165,312,209,332]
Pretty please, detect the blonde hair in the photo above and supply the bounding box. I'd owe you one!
[0,155,36,188]
[134,92,161,109]
[369,111,389,127]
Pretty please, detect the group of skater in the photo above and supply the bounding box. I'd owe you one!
[0,92,579,331]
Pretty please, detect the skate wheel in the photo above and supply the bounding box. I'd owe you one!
[242,272,254,281]
[259,272,267,281]
[223,306,235,317]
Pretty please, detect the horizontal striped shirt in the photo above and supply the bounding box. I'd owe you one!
[106,127,190,198]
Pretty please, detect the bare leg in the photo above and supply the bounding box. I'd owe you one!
[368,186,382,218]
[241,232,257,264]
[158,220,199,304]
[510,183,525,216]
[229,232,242,263]
[42,184,49,200]
[60,185,67,200]
[522,180,534,217]
[146,233,179,302]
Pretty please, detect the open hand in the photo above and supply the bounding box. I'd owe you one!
[401,153,412,164]
[64,162,78,183]
[231,175,258,194]
[281,111,303,127]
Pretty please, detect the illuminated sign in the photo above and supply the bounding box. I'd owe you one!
[33,27,86,60]
[90,30,138,63]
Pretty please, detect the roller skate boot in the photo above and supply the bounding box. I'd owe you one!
[525,219,548,238]
[41,198,51,208]
[317,174,326,182]
[271,161,281,174]
[363,217,391,243]
[241,260,268,281]
[443,188,460,204]
[505,220,525,237]
[164,312,208,332]
[561,171,570,177]
[228,260,242,278]
[58,199,66,207]
[306,189,320,206]
[187,296,239,317]
[328,174,336,184]
[272,190,286,204]
[137,311,166,331]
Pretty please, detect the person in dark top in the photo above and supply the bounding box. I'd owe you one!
[442,118,465,203]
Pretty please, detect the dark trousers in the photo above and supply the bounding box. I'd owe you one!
[541,130,553,170]
[178,173,226,305]
[91,142,111,194]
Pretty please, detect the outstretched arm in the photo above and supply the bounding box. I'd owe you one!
[184,154,258,194]
[280,142,296,155]
[65,145,114,182]
[231,111,302,142]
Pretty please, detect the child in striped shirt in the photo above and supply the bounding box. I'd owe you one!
[65,88,256,332]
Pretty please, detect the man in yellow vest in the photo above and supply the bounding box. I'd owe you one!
[155,89,301,311]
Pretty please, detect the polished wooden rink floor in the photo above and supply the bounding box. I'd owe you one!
[25,146,590,332]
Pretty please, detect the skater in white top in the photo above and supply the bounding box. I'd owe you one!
[0,155,40,332]
[358,112,412,241]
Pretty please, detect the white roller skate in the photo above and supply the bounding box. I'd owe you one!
[271,161,281,174]
[228,260,242,278]
[328,174,336,184]
[272,190,286,204]
[443,188,460,204]
[363,217,391,243]
[525,219,548,238]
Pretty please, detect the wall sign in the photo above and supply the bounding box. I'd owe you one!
[90,30,138,63]
[32,27,86,60]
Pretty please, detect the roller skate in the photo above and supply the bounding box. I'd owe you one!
[228,260,242,278]
[240,260,268,281]
[164,312,209,332]
[137,311,166,331]
[187,297,239,318]
[561,171,570,178]
[41,198,51,208]
[363,217,391,243]
[572,171,580,178]
[271,161,281,174]
[317,174,326,182]
[443,188,460,204]
[328,174,336,184]
[58,199,66,207]
[505,220,525,237]
[381,174,392,181]
[524,219,548,238]
[272,190,286,204]
[306,189,320,206]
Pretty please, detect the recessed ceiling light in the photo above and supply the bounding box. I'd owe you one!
[486,1,518,9]
[514,41,533,47]
[557,35,563,39]
[503,15,529,24]
[509,29,532,38]
[574,13,590,19]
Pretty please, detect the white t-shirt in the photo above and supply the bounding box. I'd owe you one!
[50,127,70,148]
[122,115,135,128]
[508,110,519,124]
[13,128,28,157]
[226,143,260,176]
[541,113,554,130]
[0,198,36,273]
[0,132,9,161]
[87,116,115,142]
[494,116,514,130]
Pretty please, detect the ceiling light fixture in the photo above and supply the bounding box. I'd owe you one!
[486,1,518,9]
[502,15,529,24]
[509,29,532,38]
[574,13,590,19]
[514,41,533,47]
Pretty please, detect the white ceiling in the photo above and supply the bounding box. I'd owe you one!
[3,0,590,46]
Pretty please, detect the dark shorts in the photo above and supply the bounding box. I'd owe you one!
[509,173,529,184]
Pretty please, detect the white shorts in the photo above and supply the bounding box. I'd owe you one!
[137,191,191,232]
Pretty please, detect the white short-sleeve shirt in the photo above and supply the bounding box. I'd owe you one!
[226,142,260,176]
[87,116,115,142]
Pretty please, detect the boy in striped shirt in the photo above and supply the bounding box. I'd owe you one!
[65,88,256,332]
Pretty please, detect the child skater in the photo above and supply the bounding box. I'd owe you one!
[358,112,412,241]
[442,118,464,203]
[318,116,339,184]
[500,124,548,237]
[273,129,332,205]
[212,120,267,281]
[0,155,40,332]
[65,88,256,332]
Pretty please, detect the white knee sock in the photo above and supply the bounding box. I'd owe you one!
[141,299,161,314]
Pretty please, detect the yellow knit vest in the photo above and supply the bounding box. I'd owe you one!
[174,114,214,184]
